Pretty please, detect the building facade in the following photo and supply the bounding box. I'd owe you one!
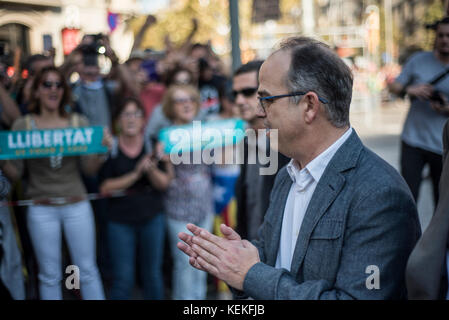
[0,0,144,65]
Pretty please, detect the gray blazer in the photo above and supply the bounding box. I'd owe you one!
[234,130,421,299]
[406,120,449,299]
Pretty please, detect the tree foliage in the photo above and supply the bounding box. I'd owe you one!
[129,0,230,52]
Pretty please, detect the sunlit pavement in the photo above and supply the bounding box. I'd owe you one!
[350,98,434,231]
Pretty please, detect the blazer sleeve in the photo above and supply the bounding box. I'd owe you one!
[443,120,449,163]
[230,167,287,300]
[241,184,420,300]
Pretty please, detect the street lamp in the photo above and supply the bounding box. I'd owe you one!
[229,0,241,71]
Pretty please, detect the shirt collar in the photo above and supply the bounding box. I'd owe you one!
[287,127,353,185]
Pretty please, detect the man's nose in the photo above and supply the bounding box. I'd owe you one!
[256,103,266,118]
[234,92,246,105]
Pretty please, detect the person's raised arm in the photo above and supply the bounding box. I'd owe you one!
[179,18,199,55]
[100,36,141,97]
[0,83,21,128]
[131,15,157,52]
[59,47,83,82]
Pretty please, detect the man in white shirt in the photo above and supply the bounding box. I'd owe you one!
[177,36,421,299]
[275,127,352,271]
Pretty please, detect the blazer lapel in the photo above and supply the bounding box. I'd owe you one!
[289,130,364,275]
[266,174,293,266]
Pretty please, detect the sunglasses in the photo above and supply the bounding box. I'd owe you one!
[41,81,63,89]
[232,87,258,99]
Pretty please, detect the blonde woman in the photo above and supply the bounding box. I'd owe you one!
[161,84,214,300]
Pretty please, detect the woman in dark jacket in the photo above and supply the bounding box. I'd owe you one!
[99,97,173,299]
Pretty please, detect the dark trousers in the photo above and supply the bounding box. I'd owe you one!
[107,214,166,300]
[400,141,442,204]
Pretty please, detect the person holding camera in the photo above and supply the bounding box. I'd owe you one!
[69,35,120,129]
[389,17,449,205]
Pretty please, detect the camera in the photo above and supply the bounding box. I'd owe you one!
[79,33,106,56]
[429,90,446,105]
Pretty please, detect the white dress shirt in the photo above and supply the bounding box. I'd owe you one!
[275,127,353,271]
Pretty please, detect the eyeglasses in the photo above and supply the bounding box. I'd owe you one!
[232,87,258,100]
[258,91,329,112]
[174,97,195,104]
[174,78,192,85]
[41,81,63,89]
[120,111,143,119]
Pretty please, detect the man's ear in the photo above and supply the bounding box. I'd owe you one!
[303,92,320,124]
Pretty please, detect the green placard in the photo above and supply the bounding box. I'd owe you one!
[0,126,107,160]
[158,119,247,154]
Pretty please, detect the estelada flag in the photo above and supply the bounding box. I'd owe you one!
[108,11,120,33]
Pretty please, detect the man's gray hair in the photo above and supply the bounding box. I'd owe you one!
[278,37,353,128]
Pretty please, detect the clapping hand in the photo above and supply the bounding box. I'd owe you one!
[177,223,260,291]
[135,155,157,175]
[153,142,170,162]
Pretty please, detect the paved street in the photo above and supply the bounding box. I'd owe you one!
[350,99,435,231]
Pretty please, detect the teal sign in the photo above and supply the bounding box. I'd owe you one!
[0,126,107,160]
[158,119,246,154]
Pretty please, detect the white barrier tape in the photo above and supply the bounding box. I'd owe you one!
[0,190,130,207]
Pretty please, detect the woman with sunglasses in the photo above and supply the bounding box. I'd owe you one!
[1,66,111,300]
[98,97,173,299]
[144,65,199,155]
[160,84,215,300]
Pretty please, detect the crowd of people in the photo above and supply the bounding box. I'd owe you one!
[0,15,248,300]
[1,13,449,301]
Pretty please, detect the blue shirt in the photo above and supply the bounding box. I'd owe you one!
[395,51,449,154]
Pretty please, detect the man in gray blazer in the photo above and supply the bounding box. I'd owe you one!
[178,36,422,299]
[406,119,449,299]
